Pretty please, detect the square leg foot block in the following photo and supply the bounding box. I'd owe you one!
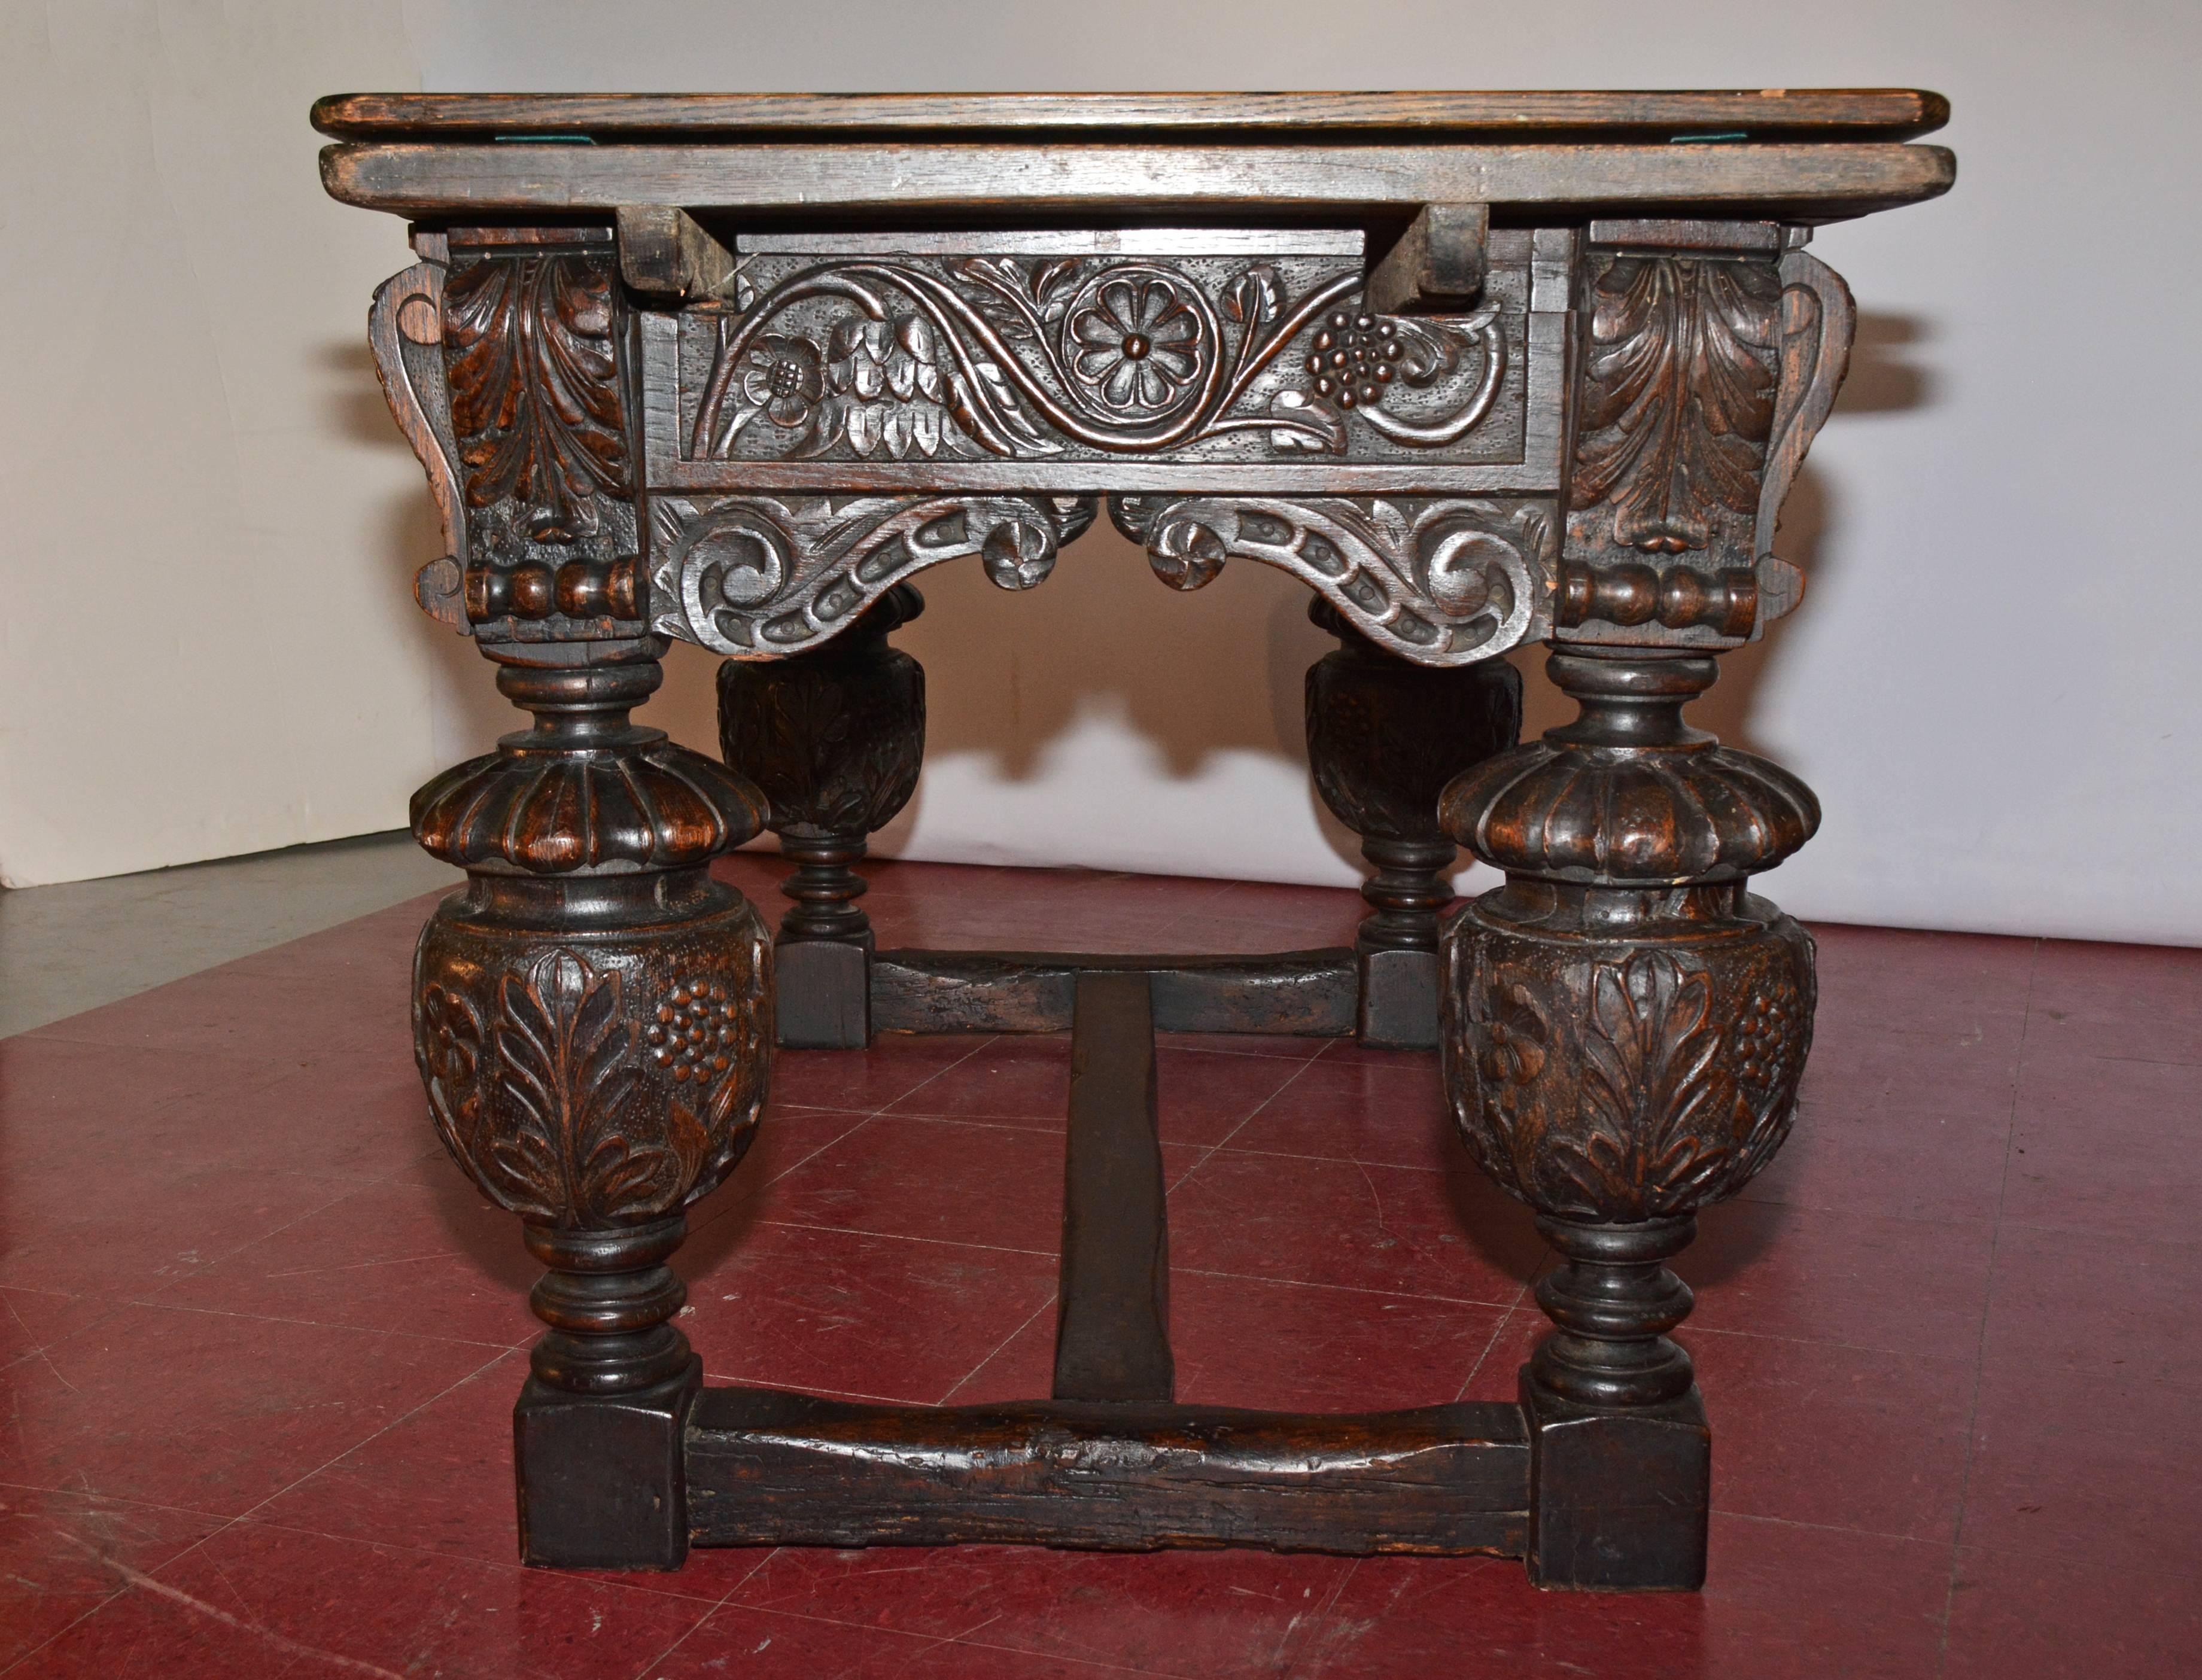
[515,1358,701,1569]
[1358,946,1440,1050]
[777,938,871,1048]
[1522,1372,1709,1591]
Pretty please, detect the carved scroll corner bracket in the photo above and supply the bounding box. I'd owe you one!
[646,492,1096,659]
[1109,493,1555,667]
[369,255,472,635]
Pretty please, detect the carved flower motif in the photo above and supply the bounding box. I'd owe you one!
[739,336,825,428]
[645,975,746,1085]
[1304,311,1403,409]
[1477,973,1551,1124]
[418,983,482,1088]
[1069,278,1201,412]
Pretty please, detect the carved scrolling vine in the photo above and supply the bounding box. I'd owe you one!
[1112,495,1553,664]
[1568,253,1783,558]
[650,492,1096,656]
[687,257,1507,464]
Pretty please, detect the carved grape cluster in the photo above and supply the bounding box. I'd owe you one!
[1730,973,1803,1098]
[646,976,746,1084]
[1305,312,1403,409]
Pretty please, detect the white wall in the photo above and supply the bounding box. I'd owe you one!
[7,1,2197,947]
[0,1,446,888]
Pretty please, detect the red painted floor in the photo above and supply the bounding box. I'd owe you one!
[1,855,2197,1677]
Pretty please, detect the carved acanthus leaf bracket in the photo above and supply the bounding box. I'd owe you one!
[1559,234,1855,647]
[431,235,650,644]
[1568,250,1783,559]
[1111,494,1553,667]
[649,492,1096,658]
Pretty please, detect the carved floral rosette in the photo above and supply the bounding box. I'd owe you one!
[413,887,774,1230]
[1440,897,1815,1222]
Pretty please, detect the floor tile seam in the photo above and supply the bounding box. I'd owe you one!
[229,1512,736,1610]
[0,1501,256,1676]
[1681,1322,1986,1365]
[2051,1051,2202,1069]
[1939,936,2040,1679]
[1167,1041,1337,1064]
[624,1554,781,1680]
[224,1347,519,1530]
[876,1104,1075,1130]
[132,1517,508,1680]
[1171,1265,1525,1311]
[1990,1212,2202,1246]
[701,1599,1165,1676]
[1708,1506,1954,1547]
[1282,1554,1373,1680]
[1197,1055,1328,1159]
[694,1371,948,1408]
[0,1477,264,1526]
[1199,1140,1458,1174]
[0,1587,136,1676]
[688,1599,966,1663]
[98,1296,524,1354]
[1730,1188,2013,1228]
[1947,1535,2202,1580]
[99,1174,415,1310]
[746,1216,1058,1261]
[692,1113,889,1231]
[935,1629,1169,1678]
[940,1295,1060,1405]
[864,1033,1006,1110]
[1450,1294,1532,1402]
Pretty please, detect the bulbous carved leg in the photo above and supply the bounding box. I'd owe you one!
[1303,598,1522,1048]
[717,583,926,1048]
[413,643,774,1567]
[1440,648,1818,1588]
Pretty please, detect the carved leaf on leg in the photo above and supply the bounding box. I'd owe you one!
[1571,951,1737,1213]
[416,936,770,1230]
[492,951,664,1225]
[1447,928,1814,1222]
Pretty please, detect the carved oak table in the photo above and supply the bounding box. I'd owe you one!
[317,89,1952,1590]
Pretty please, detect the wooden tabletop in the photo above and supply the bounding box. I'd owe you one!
[313,89,1948,144]
[315,89,1954,225]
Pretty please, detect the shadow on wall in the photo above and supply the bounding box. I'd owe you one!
[331,307,1933,880]
[323,337,574,768]
[1531,309,1937,760]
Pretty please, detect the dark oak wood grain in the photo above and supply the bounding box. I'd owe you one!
[1054,974,1173,1405]
[312,88,1950,143]
[321,142,1953,223]
[686,1388,1530,1553]
[869,948,1358,1037]
[335,87,1950,1590]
